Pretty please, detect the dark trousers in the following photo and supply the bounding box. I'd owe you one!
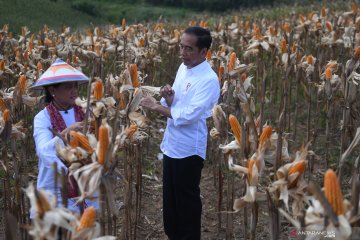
[163,154,204,240]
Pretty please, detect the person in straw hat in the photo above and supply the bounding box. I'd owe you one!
[31,59,97,212]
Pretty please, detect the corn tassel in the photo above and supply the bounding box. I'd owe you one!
[324,169,345,216]
[77,207,96,231]
[229,114,241,145]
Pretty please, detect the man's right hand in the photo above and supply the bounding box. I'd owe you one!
[160,84,175,106]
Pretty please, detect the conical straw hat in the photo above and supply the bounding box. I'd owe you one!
[30,59,88,90]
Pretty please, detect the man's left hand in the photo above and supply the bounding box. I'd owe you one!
[140,96,157,111]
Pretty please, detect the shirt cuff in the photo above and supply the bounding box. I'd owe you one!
[160,97,168,107]
[170,106,182,126]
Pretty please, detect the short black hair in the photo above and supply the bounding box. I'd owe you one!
[184,27,212,50]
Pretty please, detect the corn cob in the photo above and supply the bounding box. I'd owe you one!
[355,46,360,60]
[325,67,332,81]
[93,80,103,101]
[287,160,306,188]
[281,39,287,53]
[37,62,43,72]
[18,75,27,96]
[269,26,276,37]
[98,124,109,165]
[326,21,332,32]
[129,64,140,88]
[206,50,212,61]
[321,6,326,18]
[3,109,10,122]
[126,124,138,139]
[229,114,241,145]
[77,207,96,231]
[70,131,94,154]
[0,98,6,112]
[324,169,345,216]
[259,125,272,146]
[228,52,236,72]
[0,60,4,71]
[218,65,224,81]
[307,55,313,65]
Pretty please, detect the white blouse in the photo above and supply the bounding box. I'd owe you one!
[160,60,220,159]
[33,107,97,212]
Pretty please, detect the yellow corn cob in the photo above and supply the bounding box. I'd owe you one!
[324,169,345,216]
[98,124,109,165]
[307,55,313,65]
[138,37,145,47]
[308,11,315,20]
[77,207,96,231]
[229,114,241,145]
[37,62,43,72]
[282,22,290,33]
[93,80,103,101]
[281,39,287,53]
[0,60,5,70]
[206,49,212,61]
[70,131,94,154]
[241,73,247,82]
[355,46,360,60]
[248,159,260,183]
[269,26,276,37]
[126,124,138,139]
[218,65,224,81]
[287,160,306,188]
[18,75,27,96]
[122,18,126,28]
[299,15,306,23]
[0,98,6,112]
[325,67,332,81]
[352,2,357,13]
[227,52,236,72]
[129,64,140,88]
[326,21,332,32]
[321,6,326,18]
[259,125,272,146]
[3,109,10,122]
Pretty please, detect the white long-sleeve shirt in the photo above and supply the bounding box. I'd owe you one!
[160,60,220,159]
[33,107,97,212]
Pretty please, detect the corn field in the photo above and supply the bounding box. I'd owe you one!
[1,1,360,239]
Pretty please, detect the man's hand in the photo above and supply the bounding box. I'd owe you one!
[140,96,158,111]
[160,84,175,106]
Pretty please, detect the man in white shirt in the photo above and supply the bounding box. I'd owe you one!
[140,26,220,240]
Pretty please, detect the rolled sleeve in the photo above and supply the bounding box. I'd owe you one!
[171,78,220,126]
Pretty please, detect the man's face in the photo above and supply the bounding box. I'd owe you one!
[179,33,207,68]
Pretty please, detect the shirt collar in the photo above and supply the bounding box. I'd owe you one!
[185,59,208,74]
